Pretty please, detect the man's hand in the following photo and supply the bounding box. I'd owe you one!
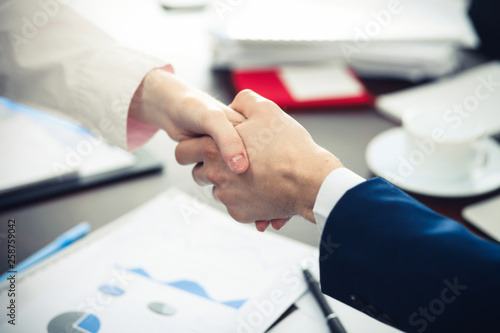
[175,90,343,231]
[129,68,248,173]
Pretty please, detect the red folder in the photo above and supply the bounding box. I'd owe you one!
[231,67,373,110]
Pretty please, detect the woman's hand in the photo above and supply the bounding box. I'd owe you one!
[129,68,249,173]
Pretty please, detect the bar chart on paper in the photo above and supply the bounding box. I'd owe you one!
[0,189,316,333]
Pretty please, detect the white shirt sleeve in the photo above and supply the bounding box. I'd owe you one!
[313,168,366,232]
[0,0,164,150]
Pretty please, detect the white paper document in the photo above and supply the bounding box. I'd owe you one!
[219,0,477,46]
[0,98,135,194]
[272,289,402,333]
[376,61,500,135]
[463,195,500,242]
[211,0,478,80]
[0,110,76,192]
[0,189,316,332]
[279,64,364,101]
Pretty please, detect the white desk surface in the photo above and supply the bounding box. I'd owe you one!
[0,1,406,332]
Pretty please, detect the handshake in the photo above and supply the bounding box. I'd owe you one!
[130,68,343,231]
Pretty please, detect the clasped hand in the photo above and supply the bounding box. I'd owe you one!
[175,90,342,232]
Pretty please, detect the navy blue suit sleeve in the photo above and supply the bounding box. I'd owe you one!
[319,178,500,333]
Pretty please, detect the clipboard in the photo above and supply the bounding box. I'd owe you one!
[0,98,163,210]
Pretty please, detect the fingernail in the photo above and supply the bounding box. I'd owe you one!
[272,219,288,230]
[230,154,246,173]
[256,221,271,232]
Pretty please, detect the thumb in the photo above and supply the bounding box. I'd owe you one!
[203,111,249,174]
[229,89,266,118]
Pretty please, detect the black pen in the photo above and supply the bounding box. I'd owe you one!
[302,268,346,333]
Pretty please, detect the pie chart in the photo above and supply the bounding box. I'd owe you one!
[47,311,100,333]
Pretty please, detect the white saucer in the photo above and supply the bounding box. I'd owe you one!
[365,128,500,197]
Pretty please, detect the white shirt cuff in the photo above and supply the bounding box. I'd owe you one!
[313,168,365,233]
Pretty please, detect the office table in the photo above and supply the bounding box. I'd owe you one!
[0,0,498,301]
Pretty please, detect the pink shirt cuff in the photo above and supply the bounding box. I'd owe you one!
[126,117,160,151]
[126,64,174,151]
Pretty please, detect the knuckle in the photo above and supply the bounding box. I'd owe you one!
[235,89,278,114]
[237,89,254,98]
[192,164,207,186]
[206,169,230,188]
[234,89,256,104]
[204,169,220,186]
[216,172,230,188]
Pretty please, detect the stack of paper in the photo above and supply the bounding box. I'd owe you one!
[210,0,478,81]
[376,61,500,135]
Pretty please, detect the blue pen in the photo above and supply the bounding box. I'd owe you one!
[0,222,90,282]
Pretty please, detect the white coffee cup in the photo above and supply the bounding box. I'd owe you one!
[401,108,486,181]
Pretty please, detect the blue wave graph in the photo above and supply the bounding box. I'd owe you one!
[124,267,247,309]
